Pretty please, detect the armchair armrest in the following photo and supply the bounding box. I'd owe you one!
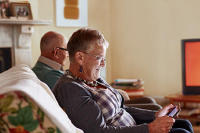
[116,89,162,111]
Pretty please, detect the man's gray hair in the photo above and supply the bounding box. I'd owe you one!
[40,31,65,53]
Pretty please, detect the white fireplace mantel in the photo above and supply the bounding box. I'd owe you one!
[0,19,51,68]
[0,19,52,25]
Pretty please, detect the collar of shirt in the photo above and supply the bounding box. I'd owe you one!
[38,56,63,71]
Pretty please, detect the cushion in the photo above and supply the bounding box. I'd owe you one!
[0,91,62,132]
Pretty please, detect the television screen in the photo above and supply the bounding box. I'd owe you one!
[182,39,200,95]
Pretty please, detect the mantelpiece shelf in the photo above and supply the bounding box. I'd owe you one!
[0,19,52,25]
[0,18,51,69]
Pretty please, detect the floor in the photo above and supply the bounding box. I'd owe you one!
[194,126,200,133]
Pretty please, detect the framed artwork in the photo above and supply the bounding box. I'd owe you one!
[10,2,32,20]
[56,0,88,27]
[0,0,9,18]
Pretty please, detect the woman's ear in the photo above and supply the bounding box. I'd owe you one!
[75,51,84,65]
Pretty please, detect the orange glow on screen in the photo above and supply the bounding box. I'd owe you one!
[185,42,200,86]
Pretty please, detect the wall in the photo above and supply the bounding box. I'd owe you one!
[110,0,200,96]
[27,0,200,96]
[29,0,112,82]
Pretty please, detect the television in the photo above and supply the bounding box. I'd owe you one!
[182,39,200,95]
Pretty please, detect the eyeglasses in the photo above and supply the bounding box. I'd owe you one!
[56,47,68,51]
[82,52,106,63]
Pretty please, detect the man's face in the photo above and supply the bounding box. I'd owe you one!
[81,44,106,81]
[56,38,68,66]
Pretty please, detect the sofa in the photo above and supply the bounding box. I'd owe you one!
[0,64,83,133]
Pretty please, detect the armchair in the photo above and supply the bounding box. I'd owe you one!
[0,64,83,133]
[117,89,162,111]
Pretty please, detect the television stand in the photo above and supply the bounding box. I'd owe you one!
[165,94,200,132]
[166,94,200,106]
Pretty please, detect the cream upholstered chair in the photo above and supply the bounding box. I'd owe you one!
[0,64,83,133]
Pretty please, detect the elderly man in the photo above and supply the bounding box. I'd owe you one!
[32,31,68,89]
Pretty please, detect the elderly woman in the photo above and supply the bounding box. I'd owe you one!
[53,28,193,133]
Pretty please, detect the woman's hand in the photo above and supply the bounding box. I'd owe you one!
[148,116,175,133]
[155,104,175,118]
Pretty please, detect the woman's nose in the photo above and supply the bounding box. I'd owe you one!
[100,59,106,67]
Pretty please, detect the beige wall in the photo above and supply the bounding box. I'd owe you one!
[29,0,200,96]
[110,0,200,96]
[30,0,112,82]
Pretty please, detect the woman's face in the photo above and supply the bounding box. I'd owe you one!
[81,44,106,81]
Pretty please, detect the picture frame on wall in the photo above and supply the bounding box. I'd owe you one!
[0,0,10,18]
[56,0,88,27]
[10,2,32,20]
